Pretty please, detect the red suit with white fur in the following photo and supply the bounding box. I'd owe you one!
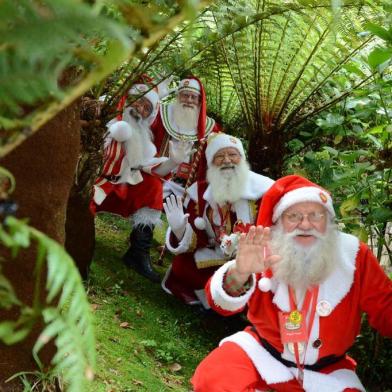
[162,172,274,305]
[91,87,166,220]
[192,175,392,392]
[150,77,221,197]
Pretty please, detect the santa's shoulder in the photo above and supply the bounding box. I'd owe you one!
[244,171,275,200]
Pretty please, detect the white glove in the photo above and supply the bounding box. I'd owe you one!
[163,195,189,240]
[168,140,193,165]
[157,75,175,99]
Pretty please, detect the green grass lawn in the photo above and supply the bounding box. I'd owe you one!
[86,213,246,392]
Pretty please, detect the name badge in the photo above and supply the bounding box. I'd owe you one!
[279,311,307,343]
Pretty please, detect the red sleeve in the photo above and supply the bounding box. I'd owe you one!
[204,276,246,316]
[150,112,166,153]
[358,242,392,337]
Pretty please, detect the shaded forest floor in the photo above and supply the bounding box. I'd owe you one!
[86,214,392,392]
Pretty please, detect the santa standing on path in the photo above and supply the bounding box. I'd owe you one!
[192,175,392,392]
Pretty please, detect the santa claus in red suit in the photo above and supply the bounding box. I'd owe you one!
[91,83,191,282]
[192,175,392,392]
[161,133,274,307]
[150,76,221,197]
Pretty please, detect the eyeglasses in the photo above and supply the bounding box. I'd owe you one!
[213,152,241,163]
[283,211,326,224]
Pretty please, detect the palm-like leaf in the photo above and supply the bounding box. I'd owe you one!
[130,0,384,175]
[0,217,95,391]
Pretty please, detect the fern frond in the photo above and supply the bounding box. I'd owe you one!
[0,216,95,391]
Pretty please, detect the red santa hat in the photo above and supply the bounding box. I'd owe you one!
[205,133,245,165]
[256,175,335,228]
[116,83,159,122]
[177,76,207,141]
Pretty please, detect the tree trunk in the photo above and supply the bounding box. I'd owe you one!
[64,97,106,279]
[247,130,285,180]
[0,102,80,390]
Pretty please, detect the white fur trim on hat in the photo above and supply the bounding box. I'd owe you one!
[205,133,245,165]
[272,186,335,222]
[178,78,201,95]
[128,84,159,109]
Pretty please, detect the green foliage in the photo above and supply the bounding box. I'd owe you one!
[86,213,247,391]
[0,0,206,159]
[0,0,132,121]
[0,216,95,392]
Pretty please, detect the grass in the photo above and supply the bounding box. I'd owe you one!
[85,213,246,392]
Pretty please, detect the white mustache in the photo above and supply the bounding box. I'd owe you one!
[286,228,324,239]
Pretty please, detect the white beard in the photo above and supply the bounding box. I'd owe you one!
[121,109,156,167]
[270,222,339,290]
[171,102,200,134]
[207,160,250,206]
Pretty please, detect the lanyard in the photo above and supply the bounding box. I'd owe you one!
[216,204,232,240]
[288,285,319,384]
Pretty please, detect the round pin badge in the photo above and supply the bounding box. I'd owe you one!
[316,300,332,317]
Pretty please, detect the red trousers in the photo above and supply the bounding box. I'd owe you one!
[192,341,361,392]
[91,173,163,218]
[164,252,218,304]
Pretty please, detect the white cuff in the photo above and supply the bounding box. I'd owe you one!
[210,260,256,312]
[165,223,194,255]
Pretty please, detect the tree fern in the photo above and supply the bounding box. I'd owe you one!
[0,216,95,391]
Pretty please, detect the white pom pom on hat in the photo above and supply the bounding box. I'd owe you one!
[194,217,207,230]
[108,120,134,142]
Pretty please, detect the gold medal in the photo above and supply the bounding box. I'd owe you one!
[289,310,302,325]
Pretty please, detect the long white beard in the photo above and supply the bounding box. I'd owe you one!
[121,110,156,167]
[172,102,200,134]
[270,222,339,290]
[207,160,250,206]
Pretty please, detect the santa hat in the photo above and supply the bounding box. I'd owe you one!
[205,133,245,165]
[256,175,335,228]
[178,78,201,95]
[116,83,160,123]
[177,76,207,141]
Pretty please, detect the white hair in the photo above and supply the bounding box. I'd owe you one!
[207,159,250,206]
[172,101,200,134]
[270,220,339,290]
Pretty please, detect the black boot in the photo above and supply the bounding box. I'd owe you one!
[123,225,160,283]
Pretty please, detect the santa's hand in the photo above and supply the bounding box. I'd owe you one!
[168,140,193,165]
[163,194,189,240]
[230,226,281,286]
[157,75,175,99]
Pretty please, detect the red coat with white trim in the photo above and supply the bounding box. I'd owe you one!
[205,233,392,391]
[90,116,167,218]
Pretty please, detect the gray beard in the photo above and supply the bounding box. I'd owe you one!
[207,160,250,206]
[270,221,339,290]
[172,102,200,133]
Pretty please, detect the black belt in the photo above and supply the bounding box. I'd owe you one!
[251,326,345,371]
